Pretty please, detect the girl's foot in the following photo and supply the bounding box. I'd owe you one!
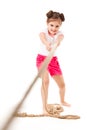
[43,108,50,115]
[61,101,71,107]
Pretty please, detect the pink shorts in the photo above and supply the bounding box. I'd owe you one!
[36,54,62,76]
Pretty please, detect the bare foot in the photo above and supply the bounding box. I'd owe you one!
[61,101,71,107]
[43,108,50,115]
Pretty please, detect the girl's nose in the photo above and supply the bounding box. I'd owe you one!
[52,27,56,31]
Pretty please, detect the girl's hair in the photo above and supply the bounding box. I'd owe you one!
[46,10,65,23]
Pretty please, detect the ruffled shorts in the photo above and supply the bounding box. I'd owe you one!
[36,54,62,76]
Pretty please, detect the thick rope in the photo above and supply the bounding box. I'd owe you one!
[15,112,80,119]
[15,104,80,119]
[2,44,58,130]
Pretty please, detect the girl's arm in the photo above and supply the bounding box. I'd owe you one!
[56,34,64,46]
[39,32,51,51]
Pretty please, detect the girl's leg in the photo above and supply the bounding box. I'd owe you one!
[41,70,49,114]
[52,75,70,106]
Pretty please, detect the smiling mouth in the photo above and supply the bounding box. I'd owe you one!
[51,31,57,34]
[51,30,56,33]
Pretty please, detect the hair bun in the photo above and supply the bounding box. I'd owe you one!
[60,13,65,21]
[46,10,53,18]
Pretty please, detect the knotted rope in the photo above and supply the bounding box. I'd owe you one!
[15,104,80,119]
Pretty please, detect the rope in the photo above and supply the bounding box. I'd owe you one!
[15,113,80,120]
[15,104,80,120]
[2,44,58,130]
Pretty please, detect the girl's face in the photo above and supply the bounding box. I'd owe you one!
[47,19,62,36]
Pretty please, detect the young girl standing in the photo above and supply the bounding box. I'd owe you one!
[36,10,70,114]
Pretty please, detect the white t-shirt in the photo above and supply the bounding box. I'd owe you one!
[38,28,63,56]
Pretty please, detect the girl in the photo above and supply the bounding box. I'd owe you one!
[36,10,70,114]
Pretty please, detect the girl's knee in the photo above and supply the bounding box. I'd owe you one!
[42,78,49,86]
[59,82,65,89]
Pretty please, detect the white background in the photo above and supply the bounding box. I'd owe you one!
[0,0,87,130]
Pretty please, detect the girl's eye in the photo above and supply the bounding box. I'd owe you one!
[56,25,59,28]
[50,24,53,27]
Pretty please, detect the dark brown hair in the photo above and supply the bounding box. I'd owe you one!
[46,10,65,23]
